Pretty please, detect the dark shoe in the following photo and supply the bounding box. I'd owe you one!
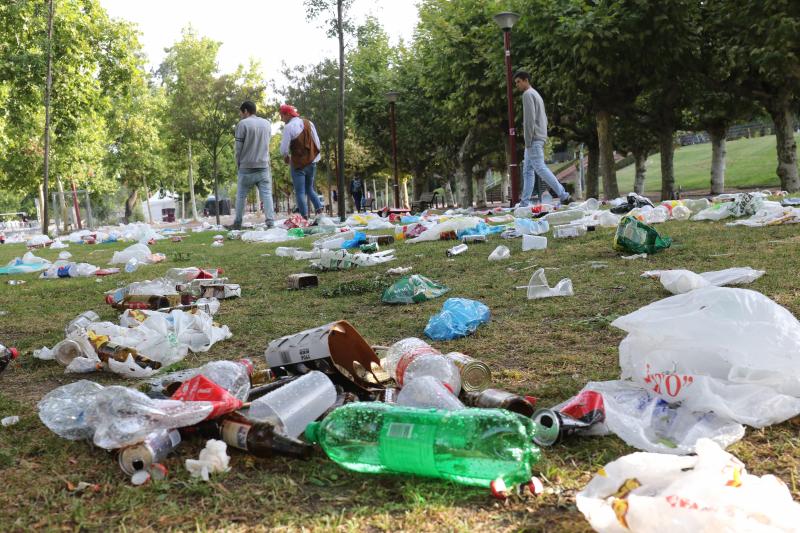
[560,195,574,205]
[224,223,242,231]
[314,207,324,215]
[265,221,274,229]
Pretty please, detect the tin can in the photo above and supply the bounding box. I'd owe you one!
[7,280,26,286]
[118,429,181,475]
[446,243,468,257]
[461,388,535,417]
[443,352,491,392]
[461,234,487,244]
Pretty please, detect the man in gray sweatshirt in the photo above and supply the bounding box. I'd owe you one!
[230,100,274,229]
[513,71,571,206]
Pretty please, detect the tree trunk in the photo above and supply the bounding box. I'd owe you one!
[124,188,139,224]
[633,149,648,195]
[586,136,600,199]
[412,166,427,202]
[709,126,727,194]
[659,128,676,200]
[767,95,800,192]
[596,110,619,199]
[336,0,347,220]
[474,165,487,208]
[188,141,199,220]
[212,153,221,226]
[456,130,475,208]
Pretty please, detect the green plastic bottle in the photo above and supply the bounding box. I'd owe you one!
[305,403,541,489]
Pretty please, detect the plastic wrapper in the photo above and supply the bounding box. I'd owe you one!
[86,385,213,449]
[38,380,106,440]
[381,275,449,304]
[110,243,164,265]
[612,286,800,429]
[186,440,230,481]
[514,218,549,235]
[311,249,395,270]
[518,268,573,299]
[240,228,295,243]
[424,298,491,341]
[577,439,800,532]
[0,252,51,275]
[613,216,672,255]
[609,192,655,214]
[406,216,482,243]
[641,267,765,294]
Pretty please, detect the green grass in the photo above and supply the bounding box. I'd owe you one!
[1,220,799,531]
[615,133,800,194]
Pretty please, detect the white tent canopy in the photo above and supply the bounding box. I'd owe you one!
[141,191,178,223]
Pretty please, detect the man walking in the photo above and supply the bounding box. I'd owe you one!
[513,71,571,206]
[350,175,364,212]
[279,104,324,219]
[231,100,274,229]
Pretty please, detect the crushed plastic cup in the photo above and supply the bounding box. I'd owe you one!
[519,268,574,299]
[522,235,547,251]
[552,225,587,239]
[488,245,511,261]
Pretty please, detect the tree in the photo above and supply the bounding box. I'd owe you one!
[306,0,354,220]
[708,0,800,192]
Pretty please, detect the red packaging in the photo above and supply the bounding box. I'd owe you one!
[171,374,243,419]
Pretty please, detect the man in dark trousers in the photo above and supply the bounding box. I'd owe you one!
[279,104,324,219]
[231,100,274,229]
[349,176,364,213]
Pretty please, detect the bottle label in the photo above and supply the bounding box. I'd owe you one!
[379,413,438,477]
[222,421,250,450]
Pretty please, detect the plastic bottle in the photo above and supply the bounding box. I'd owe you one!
[542,209,584,226]
[397,376,465,410]
[305,403,541,489]
[383,338,461,393]
[394,225,407,241]
[247,371,336,438]
[198,359,254,401]
[125,258,140,273]
[0,344,19,374]
[552,225,588,239]
[541,190,553,206]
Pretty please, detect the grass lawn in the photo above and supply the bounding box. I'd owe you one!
[1,218,799,531]
[614,133,800,194]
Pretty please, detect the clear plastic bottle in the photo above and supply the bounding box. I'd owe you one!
[125,258,140,273]
[542,209,584,226]
[305,403,541,489]
[396,376,465,410]
[199,359,254,402]
[541,190,553,205]
[383,338,461,393]
[247,371,336,438]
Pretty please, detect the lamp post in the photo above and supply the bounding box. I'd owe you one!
[385,90,400,208]
[493,11,521,206]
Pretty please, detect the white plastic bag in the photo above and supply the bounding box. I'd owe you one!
[518,268,573,299]
[612,287,800,427]
[110,243,156,265]
[577,438,800,533]
[642,267,765,294]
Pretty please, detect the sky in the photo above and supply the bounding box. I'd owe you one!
[99,0,420,87]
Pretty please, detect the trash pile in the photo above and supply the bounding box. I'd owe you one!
[36,319,546,497]
[105,267,240,310]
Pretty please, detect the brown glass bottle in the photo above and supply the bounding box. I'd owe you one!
[220,419,312,459]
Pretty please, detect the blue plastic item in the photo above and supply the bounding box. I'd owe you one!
[456,221,490,239]
[400,215,421,224]
[424,298,491,340]
[514,218,549,235]
[342,231,367,249]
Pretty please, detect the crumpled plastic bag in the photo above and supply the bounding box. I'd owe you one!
[577,438,800,533]
[0,252,51,275]
[514,218,549,235]
[424,298,491,340]
[311,249,395,270]
[241,228,295,243]
[612,286,800,428]
[186,439,231,481]
[518,268,573,299]
[642,267,765,294]
[559,380,744,454]
[406,216,482,243]
[37,380,106,440]
[110,243,164,265]
[610,192,655,214]
[381,275,449,304]
[613,216,672,255]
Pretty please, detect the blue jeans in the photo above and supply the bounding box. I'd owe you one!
[519,140,568,206]
[235,168,274,226]
[292,162,323,218]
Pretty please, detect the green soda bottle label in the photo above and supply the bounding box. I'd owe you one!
[379,413,438,477]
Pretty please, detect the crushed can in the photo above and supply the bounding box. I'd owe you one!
[118,429,181,475]
[461,234,487,244]
[531,409,594,447]
[446,243,469,257]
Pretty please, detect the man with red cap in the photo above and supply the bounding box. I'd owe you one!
[279,104,324,218]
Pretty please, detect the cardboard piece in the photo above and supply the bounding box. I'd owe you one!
[287,273,319,290]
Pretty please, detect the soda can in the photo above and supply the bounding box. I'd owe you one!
[531,408,594,447]
[461,234,487,244]
[443,352,491,392]
[446,243,468,257]
[118,429,181,475]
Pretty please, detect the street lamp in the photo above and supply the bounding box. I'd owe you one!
[385,90,400,209]
[493,11,521,206]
